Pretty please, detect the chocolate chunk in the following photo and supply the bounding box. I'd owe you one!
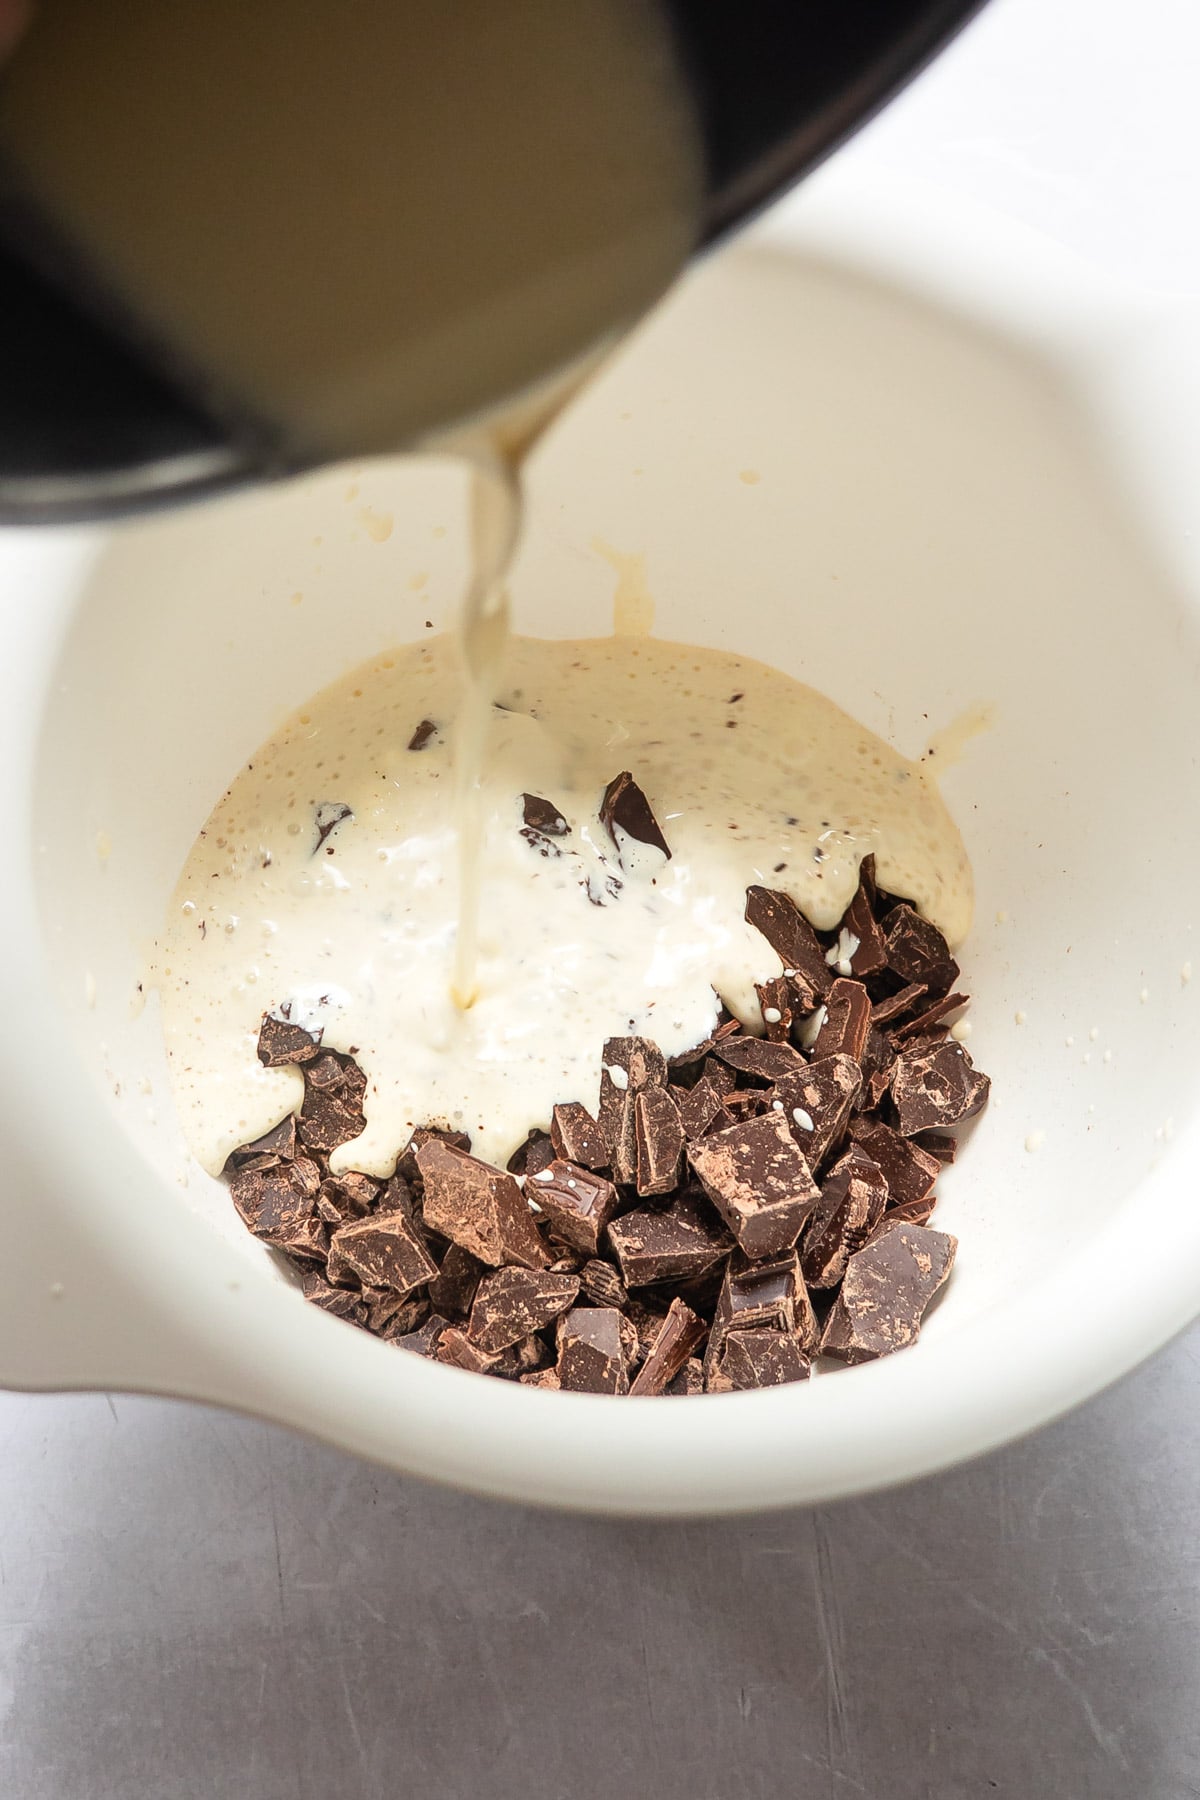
[773,1053,862,1169]
[856,1027,897,1111]
[436,1326,506,1374]
[313,800,353,854]
[667,1015,741,1073]
[841,861,889,977]
[521,794,569,836]
[895,993,969,1039]
[743,886,831,1002]
[916,1132,957,1165]
[407,718,437,751]
[664,1357,706,1396]
[869,982,928,1027]
[426,1242,486,1319]
[707,1329,811,1391]
[300,1269,367,1325]
[257,1011,322,1067]
[556,1307,630,1393]
[801,1144,889,1289]
[579,1258,628,1310]
[708,1249,818,1362]
[297,1052,367,1154]
[755,976,795,1042]
[519,1366,562,1390]
[467,1267,580,1353]
[394,1313,450,1358]
[225,1111,298,1171]
[506,1128,555,1177]
[891,1040,990,1136]
[710,1036,808,1085]
[547,1250,586,1276]
[229,1155,322,1252]
[849,1117,941,1210]
[607,1191,733,1287]
[810,978,872,1063]
[629,1298,706,1395]
[315,1169,379,1225]
[687,1111,820,1259]
[326,1211,438,1295]
[599,770,671,862]
[634,1087,684,1196]
[550,1102,610,1170]
[373,1173,417,1216]
[597,1036,667,1183]
[372,1294,431,1340]
[820,1224,957,1363]
[417,1139,550,1268]
[527,1159,620,1257]
[702,1056,738,1097]
[677,1076,732,1142]
[884,905,960,997]
[723,1090,770,1123]
[396,1125,471,1185]
[873,1195,937,1232]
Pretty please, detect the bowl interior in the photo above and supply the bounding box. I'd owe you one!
[28,234,1200,1503]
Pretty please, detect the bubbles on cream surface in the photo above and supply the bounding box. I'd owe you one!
[152,634,972,1176]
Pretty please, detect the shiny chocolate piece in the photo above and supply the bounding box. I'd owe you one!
[773,1053,861,1169]
[315,1169,378,1225]
[505,1128,554,1177]
[710,1035,808,1085]
[884,905,960,997]
[707,1249,818,1362]
[891,1040,990,1136]
[528,1158,620,1258]
[466,1267,580,1353]
[599,770,672,861]
[326,1211,438,1295]
[297,1051,368,1153]
[801,1144,889,1290]
[821,1223,957,1363]
[629,1298,706,1395]
[707,1328,811,1391]
[521,793,569,836]
[743,885,832,1003]
[228,1154,321,1252]
[256,1010,322,1067]
[687,1111,820,1259]
[225,1111,298,1171]
[755,974,795,1041]
[869,982,928,1027]
[841,858,889,977]
[550,1101,610,1170]
[300,1269,367,1325]
[426,1242,486,1319]
[810,978,872,1063]
[607,1191,733,1288]
[597,1035,667,1183]
[556,1307,630,1394]
[634,1087,684,1196]
[676,1076,732,1142]
[895,992,969,1040]
[417,1139,550,1269]
[396,1124,471,1185]
[848,1117,940,1210]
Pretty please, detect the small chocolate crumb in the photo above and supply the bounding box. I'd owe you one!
[407,718,438,751]
[313,801,353,854]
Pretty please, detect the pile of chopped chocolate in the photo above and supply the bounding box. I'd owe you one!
[224,850,988,1395]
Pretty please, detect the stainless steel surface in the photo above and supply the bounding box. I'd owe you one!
[1,1326,1197,1797]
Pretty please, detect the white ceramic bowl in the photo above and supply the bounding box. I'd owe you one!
[4,182,1200,1514]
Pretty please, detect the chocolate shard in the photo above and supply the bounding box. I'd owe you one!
[810,978,872,1063]
[373,1294,431,1340]
[466,1267,581,1354]
[891,1040,990,1137]
[396,1125,471,1185]
[773,1053,862,1170]
[667,1014,742,1073]
[849,1117,941,1210]
[521,793,570,836]
[707,1328,811,1391]
[871,1195,937,1233]
[820,1223,957,1363]
[556,1307,630,1393]
[856,1027,897,1112]
[687,1112,820,1260]
[743,886,831,1002]
[225,1111,298,1172]
[842,859,889,976]
[506,1128,555,1178]
[297,1052,368,1154]
[436,1326,507,1374]
[426,1242,486,1319]
[229,1155,321,1252]
[800,1144,889,1290]
[634,1087,684,1196]
[869,982,928,1027]
[916,1132,957,1165]
[300,1268,367,1325]
[579,1257,628,1310]
[313,800,353,854]
[550,1101,610,1171]
[607,1191,733,1288]
[519,1366,562,1389]
[315,1169,379,1225]
[665,1356,706,1396]
[599,770,671,862]
[755,975,795,1042]
[257,1012,322,1068]
[676,1076,731,1142]
[894,992,969,1039]
[884,905,960,997]
[373,1173,418,1216]
[597,1036,667,1184]
[702,1056,738,1097]
[417,1139,550,1269]
[527,1158,620,1258]
[407,718,438,751]
[706,1248,818,1367]
[710,1036,808,1086]
[629,1298,706,1395]
[394,1313,450,1358]
[326,1211,439,1295]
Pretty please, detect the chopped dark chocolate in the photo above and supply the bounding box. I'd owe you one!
[527,1159,620,1258]
[677,1076,732,1142]
[326,1212,439,1295]
[701,1055,738,1097]
[396,1124,472,1185]
[743,886,831,1002]
[895,993,969,1039]
[394,1313,450,1358]
[710,1036,808,1085]
[891,1040,990,1136]
[300,1269,367,1325]
[869,982,928,1026]
[820,1223,957,1363]
[373,1294,431,1340]
[436,1327,506,1374]
[634,1087,684,1196]
[687,1111,820,1259]
[916,1132,957,1165]
[873,1195,937,1232]
[664,1356,706,1396]
[667,1014,741,1073]
[801,1144,889,1290]
[599,770,671,862]
[884,905,960,997]
[755,975,795,1042]
[519,1366,562,1390]
[773,1053,862,1169]
[556,1307,630,1394]
[225,1111,298,1171]
[426,1242,486,1319]
[407,718,437,751]
[313,801,353,854]
[316,1169,379,1225]
[849,1117,940,1210]
[257,1011,322,1068]
[579,1258,628,1310]
[466,1267,580,1353]
[228,1155,322,1252]
[597,1036,667,1183]
[707,1249,818,1361]
[521,793,569,836]
[841,860,889,977]
[810,978,872,1063]
[607,1191,733,1287]
[856,1027,897,1112]
[707,1329,810,1391]
[505,1128,555,1178]
[629,1298,706,1395]
[297,1052,367,1154]
[373,1173,417,1216]
[417,1139,550,1268]
[550,1101,610,1170]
